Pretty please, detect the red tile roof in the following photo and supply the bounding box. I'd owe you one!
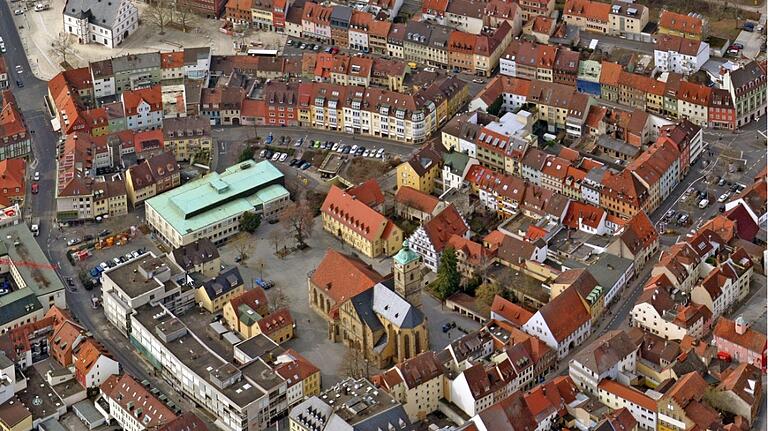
[659,10,704,36]
[157,412,209,431]
[539,286,590,342]
[122,85,162,116]
[74,338,111,378]
[395,186,440,214]
[446,234,489,267]
[619,211,658,253]
[491,295,533,327]
[347,179,384,208]
[598,380,657,411]
[229,287,269,318]
[714,317,767,355]
[310,250,384,308]
[322,185,398,242]
[422,205,469,252]
[257,308,294,336]
[101,374,176,427]
[273,348,320,388]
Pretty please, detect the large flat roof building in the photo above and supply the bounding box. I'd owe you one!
[0,223,67,333]
[146,161,290,248]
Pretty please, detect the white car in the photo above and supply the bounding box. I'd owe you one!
[331,143,339,152]
[259,149,266,158]
[66,238,81,246]
[279,153,288,162]
[33,171,39,181]
[717,192,730,203]
[351,144,358,152]
[13,9,24,15]
[271,152,281,161]
[15,65,22,74]
[363,150,370,157]
[376,148,385,155]
[698,199,709,209]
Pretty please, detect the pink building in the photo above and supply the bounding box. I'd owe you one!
[713,316,767,372]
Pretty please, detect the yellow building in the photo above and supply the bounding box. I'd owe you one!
[162,116,213,162]
[274,348,321,402]
[338,283,429,368]
[223,287,270,338]
[550,269,605,323]
[608,1,649,36]
[396,147,441,194]
[195,267,245,313]
[320,186,403,258]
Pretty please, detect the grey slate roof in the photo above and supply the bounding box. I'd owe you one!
[585,253,634,291]
[443,150,471,177]
[202,267,243,300]
[112,52,161,73]
[573,330,640,375]
[171,238,219,271]
[64,0,123,27]
[0,292,43,327]
[372,284,424,329]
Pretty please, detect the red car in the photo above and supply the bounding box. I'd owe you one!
[31,183,38,194]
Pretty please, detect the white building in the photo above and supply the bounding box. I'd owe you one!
[568,330,639,395]
[522,287,592,359]
[63,0,138,48]
[597,380,659,430]
[100,253,195,336]
[73,339,121,389]
[654,35,709,76]
[122,86,163,131]
[407,205,469,271]
[98,374,177,431]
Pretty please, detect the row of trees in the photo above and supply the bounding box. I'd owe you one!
[145,0,199,35]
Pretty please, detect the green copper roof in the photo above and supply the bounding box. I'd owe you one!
[394,240,420,265]
[238,304,262,326]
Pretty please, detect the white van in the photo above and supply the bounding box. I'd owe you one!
[698,199,709,209]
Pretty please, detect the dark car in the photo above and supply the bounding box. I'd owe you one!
[98,229,111,237]
[289,158,300,166]
[83,234,94,242]
[300,162,311,170]
[342,146,351,154]
[16,80,23,87]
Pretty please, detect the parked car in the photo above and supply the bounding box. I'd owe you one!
[331,47,339,54]
[299,43,307,49]
[33,171,39,181]
[698,199,710,209]
[67,238,81,246]
[718,177,727,186]
[98,229,111,237]
[289,158,299,167]
[271,152,281,161]
[259,149,266,158]
[717,192,730,203]
[279,153,288,162]
[342,146,351,154]
[31,183,38,194]
[300,162,311,170]
[331,143,339,151]
[677,213,690,225]
[13,9,24,15]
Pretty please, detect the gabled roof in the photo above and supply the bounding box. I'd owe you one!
[74,338,112,377]
[122,85,162,116]
[538,286,590,342]
[421,205,469,252]
[717,363,761,407]
[321,185,397,242]
[310,250,384,307]
[598,380,657,411]
[395,186,440,214]
[347,179,384,208]
[446,234,489,267]
[713,317,767,354]
[491,295,533,327]
[618,211,658,253]
[396,351,445,389]
[157,412,209,431]
[100,374,176,428]
[404,147,441,177]
[574,330,640,375]
[257,308,293,336]
[659,9,704,35]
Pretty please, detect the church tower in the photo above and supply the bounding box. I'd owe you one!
[393,240,422,308]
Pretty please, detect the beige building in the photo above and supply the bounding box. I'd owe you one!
[608,1,649,36]
[195,267,245,313]
[376,351,446,422]
[162,116,213,162]
[124,152,181,207]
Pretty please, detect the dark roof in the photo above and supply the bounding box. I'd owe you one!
[171,238,219,271]
[0,294,43,327]
[406,147,442,176]
[157,412,209,431]
[202,267,243,301]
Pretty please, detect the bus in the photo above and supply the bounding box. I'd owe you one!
[247,49,279,57]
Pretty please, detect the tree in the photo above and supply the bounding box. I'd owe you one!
[268,229,282,255]
[270,285,289,311]
[240,212,261,233]
[475,283,502,314]
[50,32,78,65]
[486,95,504,116]
[146,0,173,35]
[233,234,251,263]
[433,247,460,301]
[279,201,315,249]
[341,346,369,379]
[172,0,199,32]
[238,146,255,162]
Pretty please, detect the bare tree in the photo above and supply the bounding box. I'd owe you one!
[145,0,173,35]
[233,234,251,264]
[279,201,315,249]
[268,229,282,255]
[172,0,199,32]
[341,346,369,379]
[270,285,289,311]
[49,32,78,65]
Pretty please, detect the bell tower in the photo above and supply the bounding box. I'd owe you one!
[393,240,422,308]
